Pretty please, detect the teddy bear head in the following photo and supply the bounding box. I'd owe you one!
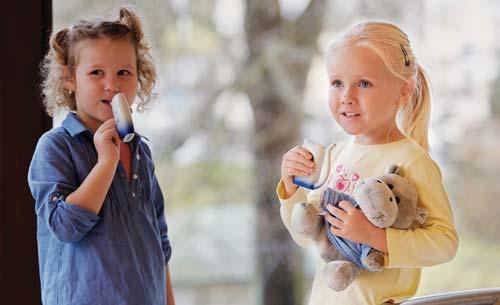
[353,164,425,229]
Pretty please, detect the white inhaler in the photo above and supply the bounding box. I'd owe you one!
[111,93,135,142]
[292,139,334,190]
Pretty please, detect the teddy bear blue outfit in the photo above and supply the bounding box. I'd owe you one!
[321,189,373,270]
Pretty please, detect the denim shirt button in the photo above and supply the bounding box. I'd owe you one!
[133,174,138,179]
[136,154,140,160]
[131,192,136,198]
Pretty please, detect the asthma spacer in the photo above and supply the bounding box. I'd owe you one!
[292,139,334,190]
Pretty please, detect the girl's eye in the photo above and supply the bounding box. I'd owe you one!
[118,70,131,76]
[90,70,104,76]
[331,80,343,88]
[359,80,371,88]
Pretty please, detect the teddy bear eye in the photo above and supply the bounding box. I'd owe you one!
[376,180,382,183]
[395,197,401,204]
[389,197,393,202]
[387,183,394,189]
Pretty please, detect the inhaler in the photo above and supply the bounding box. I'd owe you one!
[111,93,135,142]
[292,139,334,190]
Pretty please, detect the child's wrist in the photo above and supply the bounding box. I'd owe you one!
[282,180,298,198]
[368,227,388,253]
[96,158,118,169]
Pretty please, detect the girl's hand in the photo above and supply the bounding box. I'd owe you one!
[324,201,377,245]
[94,119,121,166]
[280,146,315,197]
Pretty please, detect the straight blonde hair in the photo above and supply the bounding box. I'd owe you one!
[327,21,432,151]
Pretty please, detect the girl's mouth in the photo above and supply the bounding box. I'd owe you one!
[342,112,360,118]
[101,99,111,104]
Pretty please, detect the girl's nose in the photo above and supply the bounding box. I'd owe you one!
[341,93,355,105]
[104,77,120,93]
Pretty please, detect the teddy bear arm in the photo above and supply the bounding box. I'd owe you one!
[291,202,323,240]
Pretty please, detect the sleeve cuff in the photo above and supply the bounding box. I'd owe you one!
[276,180,307,204]
[163,243,172,264]
[49,197,100,242]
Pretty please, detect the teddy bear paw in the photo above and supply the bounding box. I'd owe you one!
[364,251,385,272]
[323,261,356,291]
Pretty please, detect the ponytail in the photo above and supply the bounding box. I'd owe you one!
[50,28,69,65]
[118,6,144,43]
[399,64,431,151]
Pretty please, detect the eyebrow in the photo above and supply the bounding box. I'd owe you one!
[85,64,136,70]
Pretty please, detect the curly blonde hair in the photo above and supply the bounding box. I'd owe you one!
[40,6,157,116]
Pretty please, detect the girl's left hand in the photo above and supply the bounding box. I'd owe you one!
[324,201,375,244]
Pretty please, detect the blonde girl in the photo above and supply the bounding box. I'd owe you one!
[278,21,458,305]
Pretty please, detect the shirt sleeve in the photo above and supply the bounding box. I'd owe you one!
[144,144,171,264]
[27,133,99,243]
[385,154,459,268]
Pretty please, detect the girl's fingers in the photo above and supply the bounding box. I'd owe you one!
[99,127,120,142]
[285,152,315,168]
[285,160,314,173]
[325,213,343,229]
[338,201,355,213]
[330,225,343,237]
[98,120,117,131]
[293,146,314,160]
[326,204,348,220]
[284,168,312,177]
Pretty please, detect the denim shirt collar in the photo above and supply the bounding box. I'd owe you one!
[61,112,92,138]
[61,112,147,143]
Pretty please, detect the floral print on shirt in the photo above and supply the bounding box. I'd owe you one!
[326,164,360,194]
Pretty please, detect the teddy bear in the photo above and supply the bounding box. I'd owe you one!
[291,164,427,291]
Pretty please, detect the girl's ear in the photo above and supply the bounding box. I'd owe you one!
[62,67,76,92]
[399,80,414,106]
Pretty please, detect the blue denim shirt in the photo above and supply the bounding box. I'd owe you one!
[28,113,171,305]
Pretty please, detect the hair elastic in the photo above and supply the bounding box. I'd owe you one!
[400,44,410,66]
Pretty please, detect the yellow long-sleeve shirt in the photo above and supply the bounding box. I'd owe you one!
[277,137,458,305]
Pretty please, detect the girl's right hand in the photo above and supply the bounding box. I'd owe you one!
[94,119,121,166]
[281,146,315,197]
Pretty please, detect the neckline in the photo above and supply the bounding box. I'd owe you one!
[350,136,410,148]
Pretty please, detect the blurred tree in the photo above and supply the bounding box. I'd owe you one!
[242,1,326,304]
[489,65,500,119]
[445,65,500,242]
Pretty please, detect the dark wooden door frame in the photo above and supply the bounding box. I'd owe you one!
[1,0,52,303]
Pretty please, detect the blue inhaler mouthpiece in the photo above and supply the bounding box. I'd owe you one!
[111,93,135,142]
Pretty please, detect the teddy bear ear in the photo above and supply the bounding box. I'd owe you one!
[385,164,402,175]
[415,207,428,225]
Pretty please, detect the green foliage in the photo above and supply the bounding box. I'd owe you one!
[156,160,253,210]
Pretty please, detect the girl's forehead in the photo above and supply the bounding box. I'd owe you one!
[326,45,389,78]
[73,37,137,67]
